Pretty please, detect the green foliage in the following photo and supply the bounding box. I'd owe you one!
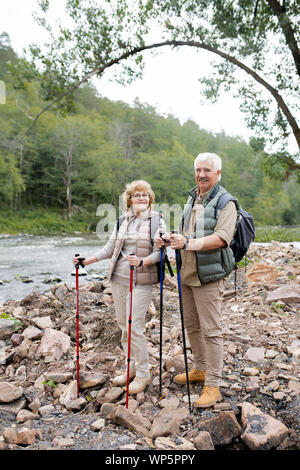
[0,312,22,331]
[8,0,298,179]
[0,35,300,234]
[42,380,57,389]
[255,226,300,242]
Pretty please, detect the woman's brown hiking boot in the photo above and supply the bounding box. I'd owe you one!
[174,368,206,385]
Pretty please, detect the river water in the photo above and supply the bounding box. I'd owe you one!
[0,234,299,303]
[0,234,110,303]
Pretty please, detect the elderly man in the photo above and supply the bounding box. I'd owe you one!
[157,152,238,408]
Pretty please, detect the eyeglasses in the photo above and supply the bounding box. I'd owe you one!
[131,193,149,199]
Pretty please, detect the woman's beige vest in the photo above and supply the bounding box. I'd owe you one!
[107,209,159,285]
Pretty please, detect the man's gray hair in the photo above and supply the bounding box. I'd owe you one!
[194,152,222,181]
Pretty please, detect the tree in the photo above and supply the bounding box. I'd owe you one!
[13,0,299,181]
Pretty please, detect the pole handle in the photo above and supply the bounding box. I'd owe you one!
[129,253,135,270]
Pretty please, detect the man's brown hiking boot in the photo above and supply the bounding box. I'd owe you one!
[174,368,206,385]
[195,386,222,408]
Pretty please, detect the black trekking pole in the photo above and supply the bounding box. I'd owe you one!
[159,215,165,398]
[171,232,192,414]
[126,254,135,409]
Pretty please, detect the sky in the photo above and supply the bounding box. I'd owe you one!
[0,0,261,144]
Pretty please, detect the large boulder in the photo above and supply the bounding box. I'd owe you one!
[197,411,241,446]
[241,402,289,450]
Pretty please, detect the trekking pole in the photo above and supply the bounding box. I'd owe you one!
[159,215,165,398]
[126,254,135,409]
[171,232,192,414]
[74,253,81,398]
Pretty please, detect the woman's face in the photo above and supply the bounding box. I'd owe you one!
[130,189,150,213]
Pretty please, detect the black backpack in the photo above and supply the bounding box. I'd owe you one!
[215,192,256,263]
[116,214,174,282]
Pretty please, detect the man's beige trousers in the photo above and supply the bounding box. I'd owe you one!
[182,280,224,387]
[111,280,152,378]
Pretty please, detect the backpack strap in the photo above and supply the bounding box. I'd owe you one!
[150,214,160,245]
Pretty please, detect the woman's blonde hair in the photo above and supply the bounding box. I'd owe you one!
[123,180,155,210]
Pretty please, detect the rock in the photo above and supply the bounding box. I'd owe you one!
[243,367,260,376]
[244,347,265,363]
[15,365,26,382]
[13,338,32,359]
[53,384,66,399]
[59,381,78,407]
[96,387,124,404]
[16,409,39,423]
[267,380,280,392]
[273,392,286,401]
[99,402,116,419]
[241,402,289,450]
[12,307,26,319]
[287,340,300,360]
[67,397,86,411]
[43,371,73,384]
[155,436,196,450]
[39,405,56,417]
[34,374,46,391]
[79,370,108,389]
[52,283,69,300]
[227,343,237,356]
[110,404,151,436]
[28,397,41,412]
[91,418,106,431]
[0,398,26,415]
[245,378,260,393]
[245,264,278,284]
[165,354,190,373]
[198,411,241,446]
[37,328,71,362]
[0,319,16,340]
[3,427,36,446]
[22,325,43,340]
[52,437,75,448]
[11,333,24,346]
[265,349,279,359]
[265,284,300,305]
[193,431,215,450]
[88,281,103,293]
[158,396,180,409]
[32,316,53,329]
[0,382,23,403]
[150,407,189,438]
[288,380,300,394]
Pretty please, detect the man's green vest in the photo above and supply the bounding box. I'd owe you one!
[180,184,236,284]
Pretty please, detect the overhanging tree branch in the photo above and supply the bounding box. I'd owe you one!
[265,0,300,77]
[24,39,300,162]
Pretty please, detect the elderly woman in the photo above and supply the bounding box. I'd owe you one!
[73,180,165,394]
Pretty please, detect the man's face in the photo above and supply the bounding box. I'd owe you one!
[195,159,220,194]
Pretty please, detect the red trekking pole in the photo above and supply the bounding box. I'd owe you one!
[74,253,84,398]
[126,255,135,409]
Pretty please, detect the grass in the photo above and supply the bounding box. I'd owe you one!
[255,226,300,242]
[0,207,99,235]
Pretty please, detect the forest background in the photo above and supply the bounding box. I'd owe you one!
[0,31,299,241]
